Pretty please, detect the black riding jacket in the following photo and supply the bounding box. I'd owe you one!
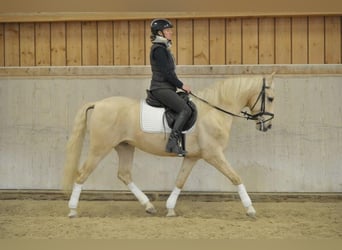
[149,43,183,91]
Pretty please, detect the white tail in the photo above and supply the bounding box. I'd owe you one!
[62,102,95,192]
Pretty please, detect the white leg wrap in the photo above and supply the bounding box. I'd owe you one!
[127,182,149,205]
[68,183,83,209]
[237,184,252,208]
[166,187,181,209]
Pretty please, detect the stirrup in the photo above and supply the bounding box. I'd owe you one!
[165,141,187,157]
[166,148,187,157]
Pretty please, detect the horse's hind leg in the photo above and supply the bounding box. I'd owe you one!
[68,146,112,218]
[116,143,156,215]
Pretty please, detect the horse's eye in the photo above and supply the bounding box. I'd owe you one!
[267,97,274,102]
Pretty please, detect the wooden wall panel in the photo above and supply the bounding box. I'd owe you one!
[194,19,209,65]
[325,16,341,64]
[0,15,340,66]
[209,18,226,64]
[129,20,145,65]
[275,17,291,64]
[114,21,129,65]
[242,18,258,64]
[0,24,4,66]
[309,16,325,64]
[97,21,113,65]
[82,21,98,65]
[20,23,35,66]
[4,23,20,66]
[226,18,242,64]
[66,22,82,66]
[35,23,50,66]
[145,21,151,65]
[167,18,178,65]
[51,22,66,66]
[177,19,193,65]
[259,18,275,64]
[292,17,308,64]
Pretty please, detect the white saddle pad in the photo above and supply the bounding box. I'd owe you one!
[140,100,195,133]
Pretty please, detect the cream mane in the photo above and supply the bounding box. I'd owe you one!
[194,75,263,113]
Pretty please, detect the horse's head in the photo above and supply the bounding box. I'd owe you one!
[247,74,275,132]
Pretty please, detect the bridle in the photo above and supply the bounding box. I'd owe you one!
[243,78,275,126]
[189,77,274,126]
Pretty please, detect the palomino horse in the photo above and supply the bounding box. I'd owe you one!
[63,73,275,218]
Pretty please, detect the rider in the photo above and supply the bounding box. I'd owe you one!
[148,18,192,156]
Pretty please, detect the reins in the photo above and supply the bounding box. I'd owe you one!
[189,92,248,119]
[188,77,274,123]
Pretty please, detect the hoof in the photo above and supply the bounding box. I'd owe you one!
[246,206,256,218]
[166,208,177,217]
[68,209,78,218]
[145,202,157,215]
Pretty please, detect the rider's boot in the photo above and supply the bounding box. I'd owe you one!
[165,110,190,156]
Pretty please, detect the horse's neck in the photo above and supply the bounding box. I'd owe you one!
[197,78,257,113]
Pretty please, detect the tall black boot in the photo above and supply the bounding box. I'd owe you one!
[165,130,186,156]
[165,110,190,156]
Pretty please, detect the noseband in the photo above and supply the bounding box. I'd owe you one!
[241,78,274,125]
[189,77,274,124]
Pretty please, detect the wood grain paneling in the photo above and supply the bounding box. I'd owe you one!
[259,18,275,64]
[292,17,308,64]
[194,19,209,65]
[209,18,226,65]
[114,20,129,65]
[275,17,291,64]
[168,18,178,61]
[226,18,242,64]
[242,18,258,64]
[309,16,325,64]
[4,23,20,66]
[66,22,81,66]
[0,16,340,66]
[97,21,113,65]
[82,21,98,65]
[129,20,145,65]
[176,19,193,65]
[35,22,50,66]
[325,16,341,64]
[0,24,4,66]
[20,23,35,66]
[51,22,66,66]
[145,20,151,65]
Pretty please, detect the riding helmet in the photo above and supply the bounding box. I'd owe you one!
[150,19,173,36]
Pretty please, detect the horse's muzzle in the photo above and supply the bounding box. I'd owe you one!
[255,113,274,132]
[257,121,272,132]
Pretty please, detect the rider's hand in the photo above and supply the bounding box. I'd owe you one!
[182,84,191,93]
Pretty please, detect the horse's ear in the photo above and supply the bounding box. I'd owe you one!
[267,71,276,87]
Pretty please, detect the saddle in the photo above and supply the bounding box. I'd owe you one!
[145,90,198,151]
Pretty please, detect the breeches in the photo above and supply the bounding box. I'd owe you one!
[151,88,191,115]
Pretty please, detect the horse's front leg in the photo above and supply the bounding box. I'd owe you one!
[166,157,198,217]
[204,151,256,218]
